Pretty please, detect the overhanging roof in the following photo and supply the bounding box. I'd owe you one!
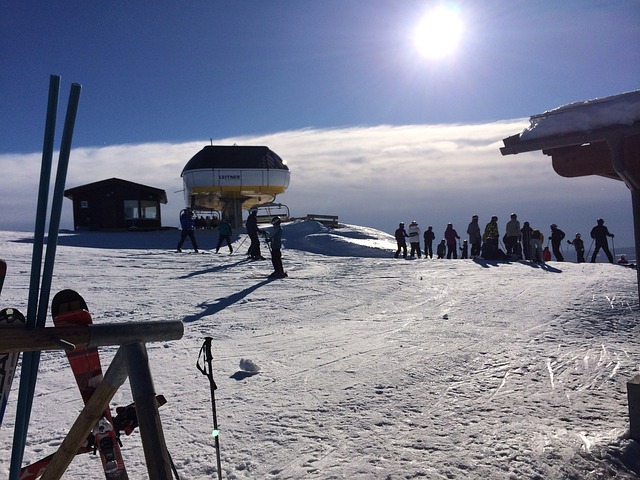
[500,91,640,187]
[64,178,168,204]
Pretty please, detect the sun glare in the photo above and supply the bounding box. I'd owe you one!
[414,5,463,60]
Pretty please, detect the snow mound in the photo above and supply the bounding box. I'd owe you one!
[239,358,261,373]
[281,220,396,257]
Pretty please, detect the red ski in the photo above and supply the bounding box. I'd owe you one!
[19,395,167,480]
[52,289,128,480]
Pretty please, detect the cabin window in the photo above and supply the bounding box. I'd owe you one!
[124,200,159,220]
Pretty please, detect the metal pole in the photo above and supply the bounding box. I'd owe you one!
[10,75,60,480]
[125,342,173,480]
[197,337,223,480]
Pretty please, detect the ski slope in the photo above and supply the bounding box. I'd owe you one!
[0,221,639,479]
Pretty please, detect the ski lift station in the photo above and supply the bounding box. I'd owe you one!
[180,145,291,227]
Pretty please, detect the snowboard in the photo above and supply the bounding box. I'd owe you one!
[0,259,6,295]
[52,289,128,480]
[0,307,26,429]
[19,395,167,480]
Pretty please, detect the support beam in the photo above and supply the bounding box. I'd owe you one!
[125,342,174,480]
[41,348,128,480]
[0,321,183,353]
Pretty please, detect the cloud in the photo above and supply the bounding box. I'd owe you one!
[0,121,633,248]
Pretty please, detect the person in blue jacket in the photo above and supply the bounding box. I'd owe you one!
[215,217,233,254]
[176,208,198,253]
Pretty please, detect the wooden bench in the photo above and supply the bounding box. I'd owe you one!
[306,214,339,228]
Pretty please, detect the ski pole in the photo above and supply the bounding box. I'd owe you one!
[230,235,248,256]
[612,236,616,259]
[197,337,223,480]
[586,238,594,259]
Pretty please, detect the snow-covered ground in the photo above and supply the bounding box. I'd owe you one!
[1,221,640,479]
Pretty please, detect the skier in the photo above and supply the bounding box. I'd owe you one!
[246,208,265,260]
[567,233,585,263]
[423,226,435,259]
[482,216,499,260]
[408,221,422,258]
[530,228,544,262]
[505,213,521,258]
[266,216,286,278]
[176,208,199,253]
[444,223,460,259]
[549,224,565,261]
[590,218,615,263]
[215,217,233,254]
[394,222,408,259]
[459,240,469,259]
[436,239,446,259]
[467,215,481,258]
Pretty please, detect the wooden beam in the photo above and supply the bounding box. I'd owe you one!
[0,321,183,353]
[41,348,128,480]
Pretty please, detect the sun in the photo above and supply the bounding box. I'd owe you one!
[414,5,463,60]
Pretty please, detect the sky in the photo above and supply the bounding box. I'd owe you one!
[1,1,639,246]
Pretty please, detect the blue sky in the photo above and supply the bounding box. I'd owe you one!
[1,1,639,249]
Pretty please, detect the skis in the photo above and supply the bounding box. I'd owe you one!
[0,308,26,430]
[19,395,167,480]
[51,289,128,480]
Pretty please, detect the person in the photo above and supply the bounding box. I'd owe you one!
[530,228,544,263]
[394,222,408,259]
[549,224,565,261]
[543,246,552,262]
[567,233,585,263]
[521,222,533,260]
[460,239,469,259]
[504,213,521,258]
[408,221,422,258]
[423,226,435,259]
[176,208,198,253]
[436,239,446,259]
[618,255,629,265]
[444,223,460,259]
[266,216,286,278]
[467,215,482,258]
[246,208,265,260]
[590,218,615,263]
[215,217,233,254]
[482,216,499,260]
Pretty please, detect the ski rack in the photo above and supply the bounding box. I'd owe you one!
[1,321,183,480]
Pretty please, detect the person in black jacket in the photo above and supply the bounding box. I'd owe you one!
[590,218,614,263]
[567,233,585,263]
[423,226,435,259]
[549,224,565,261]
[246,209,265,260]
[394,222,408,258]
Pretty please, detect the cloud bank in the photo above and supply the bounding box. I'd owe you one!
[0,121,633,248]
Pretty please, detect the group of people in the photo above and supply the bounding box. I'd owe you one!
[176,207,286,278]
[394,215,617,263]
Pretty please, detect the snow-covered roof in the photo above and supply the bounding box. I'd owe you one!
[520,90,640,141]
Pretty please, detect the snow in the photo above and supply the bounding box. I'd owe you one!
[520,90,640,140]
[1,220,640,479]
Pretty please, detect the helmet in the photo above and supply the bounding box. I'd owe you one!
[491,215,498,221]
[249,208,257,214]
[576,233,581,237]
[271,216,281,225]
[399,222,404,227]
[550,224,557,228]
[597,218,604,225]
[511,213,517,219]
[472,214,478,219]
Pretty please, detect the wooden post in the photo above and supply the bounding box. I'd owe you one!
[41,347,128,480]
[628,374,640,441]
[125,342,174,480]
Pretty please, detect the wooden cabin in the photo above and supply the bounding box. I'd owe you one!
[64,178,168,230]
